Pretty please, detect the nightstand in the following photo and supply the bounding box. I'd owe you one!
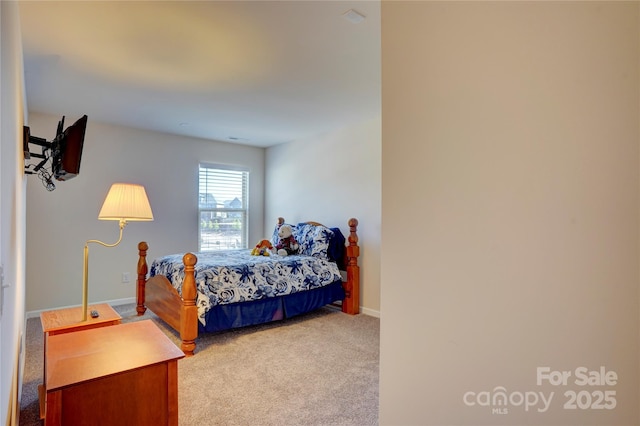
[43,320,184,425]
[38,303,122,419]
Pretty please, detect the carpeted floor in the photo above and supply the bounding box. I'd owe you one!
[19,303,379,425]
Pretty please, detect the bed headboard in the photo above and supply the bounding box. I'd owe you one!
[275,217,359,314]
[275,217,358,269]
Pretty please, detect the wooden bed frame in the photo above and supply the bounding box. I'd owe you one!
[136,218,360,356]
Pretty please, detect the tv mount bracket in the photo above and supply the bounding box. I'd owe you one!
[24,127,51,171]
[23,125,58,191]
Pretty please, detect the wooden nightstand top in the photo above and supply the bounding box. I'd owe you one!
[40,303,122,335]
[46,319,184,391]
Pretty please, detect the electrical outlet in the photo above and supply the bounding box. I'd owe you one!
[121,272,130,283]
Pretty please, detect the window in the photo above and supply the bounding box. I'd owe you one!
[198,164,249,251]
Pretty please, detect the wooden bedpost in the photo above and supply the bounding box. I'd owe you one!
[343,218,360,315]
[136,242,149,316]
[180,252,198,356]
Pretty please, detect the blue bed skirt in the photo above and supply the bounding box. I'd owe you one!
[199,280,345,333]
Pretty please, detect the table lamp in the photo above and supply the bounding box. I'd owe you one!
[82,183,153,321]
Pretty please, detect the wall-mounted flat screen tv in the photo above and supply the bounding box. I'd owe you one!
[52,114,88,181]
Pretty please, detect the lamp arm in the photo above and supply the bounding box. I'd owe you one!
[81,219,128,321]
[86,219,127,248]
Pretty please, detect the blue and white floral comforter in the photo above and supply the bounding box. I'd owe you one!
[150,250,343,326]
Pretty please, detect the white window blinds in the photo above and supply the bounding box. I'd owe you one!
[198,164,249,251]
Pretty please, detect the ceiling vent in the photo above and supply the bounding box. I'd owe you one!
[342,9,366,24]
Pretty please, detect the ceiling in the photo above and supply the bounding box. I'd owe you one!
[18,1,381,148]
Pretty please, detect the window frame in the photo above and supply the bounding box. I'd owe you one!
[198,163,249,251]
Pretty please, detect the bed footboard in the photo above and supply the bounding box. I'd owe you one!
[179,253,198,356]
[136,242,149,316]
[137,242,198,356]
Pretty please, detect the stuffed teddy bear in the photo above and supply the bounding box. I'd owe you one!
[275,224,299,256]
[251,239,273,256]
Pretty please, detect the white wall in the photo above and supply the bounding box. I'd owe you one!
[265,116,381,315]
[0,2,27,424]
[380,2,639,425]
[26,113,265,312]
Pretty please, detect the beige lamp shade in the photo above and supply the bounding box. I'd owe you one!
[98,183,154,221]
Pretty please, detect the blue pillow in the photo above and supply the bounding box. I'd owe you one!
[295,223,334,259]
[328,227,346,269]
[271,222,346,268]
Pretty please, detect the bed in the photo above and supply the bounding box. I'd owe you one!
[135,217,360,356]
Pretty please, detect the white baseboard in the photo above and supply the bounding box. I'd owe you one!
[25,297,137,319]
[26,297,381,320]
[361,306,380,318]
